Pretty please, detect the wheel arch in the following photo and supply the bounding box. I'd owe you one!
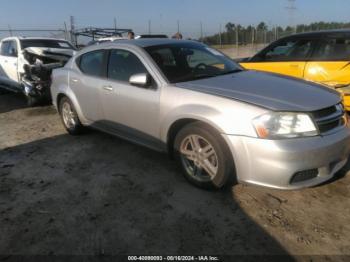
[56,93,67,109]
[166,117,226,158]
[56,91,89,125]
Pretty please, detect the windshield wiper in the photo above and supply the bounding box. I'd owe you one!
[216,69,243,76]
[192,74,218,80]
[174,69,244,83]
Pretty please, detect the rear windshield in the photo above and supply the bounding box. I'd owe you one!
[20,39,75,50]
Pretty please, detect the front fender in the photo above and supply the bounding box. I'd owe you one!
[160,104,231,143]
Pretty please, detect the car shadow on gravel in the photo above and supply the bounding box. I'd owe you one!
[0,132,293,259]
[0,93,27,114]
[0,92,53,114]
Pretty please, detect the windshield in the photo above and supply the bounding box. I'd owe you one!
[145,42,242,83]
[20,39,75,50]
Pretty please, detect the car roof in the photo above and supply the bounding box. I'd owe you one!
[1,36,69,42]
[280,29,350,40]
[80,39,203,54]
[105,38,199,48]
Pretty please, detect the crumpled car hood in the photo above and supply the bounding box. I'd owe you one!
[23,47,75,61]
[175,70,341,111]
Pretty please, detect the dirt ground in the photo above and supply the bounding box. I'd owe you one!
[0,92,349,260]
[216,43,267,59]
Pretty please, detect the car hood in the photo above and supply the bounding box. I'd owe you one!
[23,47,76,62]
[175,70,341,111]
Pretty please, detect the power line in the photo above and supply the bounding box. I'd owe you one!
[285,0,297,32]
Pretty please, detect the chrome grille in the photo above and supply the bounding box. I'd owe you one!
[311,103,346,134]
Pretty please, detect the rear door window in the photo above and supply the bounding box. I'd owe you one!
[255,39,314,62]
[311,38,350,61]
[78,50,106,77]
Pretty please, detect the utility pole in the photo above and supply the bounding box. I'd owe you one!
[251,25,255,46]
[64,22,68,40]
[177,20,180,33]
[114,17,117,32]
[286,0,297,33]
[275,26,278,40]
[8,25,12,36]
[219,24,222,47]
[70,15,76,46]
[236,25,239,56]
[160,14,163,33]
[200,22,203,41]
[148,19,151,34]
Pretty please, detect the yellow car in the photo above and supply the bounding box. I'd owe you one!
[240,30,350,111]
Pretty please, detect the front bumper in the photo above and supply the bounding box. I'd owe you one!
[224,127,350,190]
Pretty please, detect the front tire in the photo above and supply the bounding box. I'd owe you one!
[174,122,236,189]
[26,95,39,107]
[59,97,84,135]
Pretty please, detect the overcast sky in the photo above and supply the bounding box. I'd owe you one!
[1,0,350,38]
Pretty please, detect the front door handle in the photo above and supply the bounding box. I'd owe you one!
[103,85,113,91]
[71,78,79,83]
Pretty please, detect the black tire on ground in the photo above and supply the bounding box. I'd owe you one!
[26,95,39,107]
[174,122,236,190]
[0,88,9,95]
[59,96,85,135]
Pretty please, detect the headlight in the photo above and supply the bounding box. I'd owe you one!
[252,112,319,139]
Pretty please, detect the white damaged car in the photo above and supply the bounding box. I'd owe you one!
[0,37,76,105]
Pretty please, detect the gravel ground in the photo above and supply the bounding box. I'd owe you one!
[0,93,349,260]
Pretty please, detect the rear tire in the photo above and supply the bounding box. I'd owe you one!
[174,122,236,189]
[59,97,85,135]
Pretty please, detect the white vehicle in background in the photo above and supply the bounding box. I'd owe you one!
[87,36,128,46]
[0,36,76,106]
[87,35,169,46]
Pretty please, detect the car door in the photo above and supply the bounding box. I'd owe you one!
[99,48,161,147]
[240,38,314,78]
[304,36,350,87]
[70,49,108,122]
[0,40,19,83]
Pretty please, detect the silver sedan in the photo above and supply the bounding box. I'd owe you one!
[50,39,350,190]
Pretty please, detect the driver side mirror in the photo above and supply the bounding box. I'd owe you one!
[129,73,152,88]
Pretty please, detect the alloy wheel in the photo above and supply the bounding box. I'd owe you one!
[62,101,76,129]
[179,134,219,182]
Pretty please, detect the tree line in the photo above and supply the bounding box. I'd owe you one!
[202,21,350,45]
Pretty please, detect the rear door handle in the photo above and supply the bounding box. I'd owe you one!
[103,85,113,91]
